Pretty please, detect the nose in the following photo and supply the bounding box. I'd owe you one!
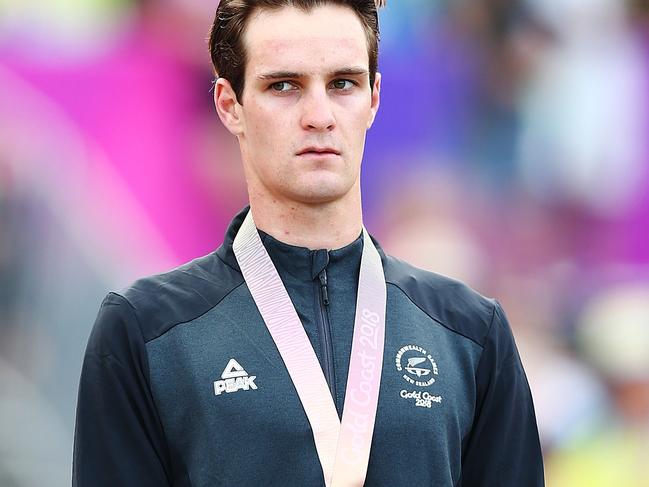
[300,87,336,132]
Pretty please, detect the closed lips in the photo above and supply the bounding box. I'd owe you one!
[297,147,340,155]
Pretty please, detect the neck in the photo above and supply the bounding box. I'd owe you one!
[248,189,363,251]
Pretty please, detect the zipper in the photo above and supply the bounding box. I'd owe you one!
[319,269,330,305]
[317,267,336,403]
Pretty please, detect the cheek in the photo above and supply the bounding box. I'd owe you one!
[338,106,372,150]
[246,102,292,148]
[337,96,372,127]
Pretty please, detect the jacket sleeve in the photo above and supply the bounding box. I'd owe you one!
[460,302,545,486]
[73,293,172,487]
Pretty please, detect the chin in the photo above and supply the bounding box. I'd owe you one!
[287,180,353,205]
[291,189,348,205]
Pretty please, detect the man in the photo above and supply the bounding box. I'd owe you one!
[73,1,544,485]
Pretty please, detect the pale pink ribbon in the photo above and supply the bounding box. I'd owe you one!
[233,210,386,486]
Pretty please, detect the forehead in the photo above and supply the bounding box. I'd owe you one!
[243,5,369,76]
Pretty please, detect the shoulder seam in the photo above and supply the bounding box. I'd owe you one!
[486,299,498,341]
[112,281,247,344]
[490,301,521,373]
[215,249,240,272]
[387,281,485,349]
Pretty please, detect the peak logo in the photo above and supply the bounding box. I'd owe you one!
[213,358,258,396]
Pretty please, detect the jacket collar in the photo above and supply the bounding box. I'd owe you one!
[216,206,375,282]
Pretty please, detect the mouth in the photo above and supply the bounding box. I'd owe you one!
[296,147,341,156]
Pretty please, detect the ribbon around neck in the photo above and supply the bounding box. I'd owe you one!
[233,210,386,486]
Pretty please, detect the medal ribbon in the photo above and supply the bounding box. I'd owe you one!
[233,210,386,487]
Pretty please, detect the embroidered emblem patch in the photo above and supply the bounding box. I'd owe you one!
[395,345,443,409]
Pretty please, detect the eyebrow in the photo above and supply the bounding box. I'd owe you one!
[256,67,369,80]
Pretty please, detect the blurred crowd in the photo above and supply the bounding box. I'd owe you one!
[1,0,648,485]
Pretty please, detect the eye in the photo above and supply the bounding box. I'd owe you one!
[270,81,296,92]
[331,79,355,90]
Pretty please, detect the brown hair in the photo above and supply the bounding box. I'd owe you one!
[208,0,386,103]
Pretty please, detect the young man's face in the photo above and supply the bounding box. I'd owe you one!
[217,4,381,206]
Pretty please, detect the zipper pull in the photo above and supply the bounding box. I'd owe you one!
[319,269,330,306]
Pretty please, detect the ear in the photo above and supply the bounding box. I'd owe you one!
[367,72,381,129]
[214,77,244,136]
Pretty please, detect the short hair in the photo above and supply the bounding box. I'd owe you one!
[208,0,386,104]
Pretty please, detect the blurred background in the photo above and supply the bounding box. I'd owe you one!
[1,0,648,484]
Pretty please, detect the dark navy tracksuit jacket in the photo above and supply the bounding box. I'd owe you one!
[73,208,544,486]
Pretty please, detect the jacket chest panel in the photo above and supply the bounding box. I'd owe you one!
[145,286,481,486]
[146,289,325,484]
[365,291,482,485]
